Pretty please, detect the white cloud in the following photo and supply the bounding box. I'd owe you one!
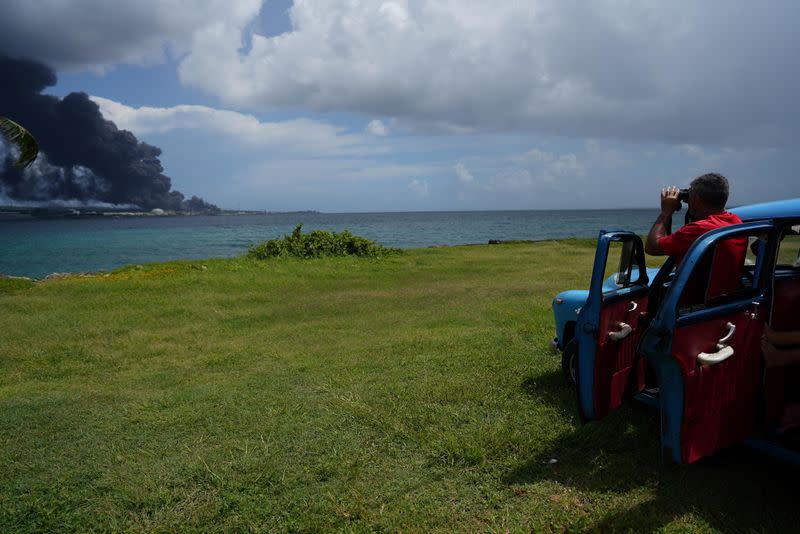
[91,96,379,156]
[171,0,800,146]
[678,144,709,160]
[486,169,533,192]
[4,1,799,146]
[518,148,585,179]
[366,119,389,136]
[677,144,778,165]
[454,162,474,185]
[519,149,554,164]
[236,159,437,190]
[549,153,585,178]
[349,163,440,181]
[584,139,630,168]
[487,148,586,193]
[211,157,447,211]
[408,178,430,197]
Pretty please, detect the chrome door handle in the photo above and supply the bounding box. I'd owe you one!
[608,322,632,341]
[629,301,638,312]
[697,322,736,365]
[718,322,736,344]
[698,345,735,365]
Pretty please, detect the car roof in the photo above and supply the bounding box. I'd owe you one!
[731,198,800,222]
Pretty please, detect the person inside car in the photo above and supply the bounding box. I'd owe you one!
[645,172,748,298]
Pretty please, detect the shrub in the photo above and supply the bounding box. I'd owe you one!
[247,224,401,259]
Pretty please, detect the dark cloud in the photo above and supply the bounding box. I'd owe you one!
[0,55,216,210]
[0,0,227,69]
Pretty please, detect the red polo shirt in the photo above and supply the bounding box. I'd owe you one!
[658,212,747,298]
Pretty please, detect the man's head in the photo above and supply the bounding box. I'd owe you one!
[688,172,729,215]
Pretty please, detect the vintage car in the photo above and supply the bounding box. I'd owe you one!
[551,198,800,464]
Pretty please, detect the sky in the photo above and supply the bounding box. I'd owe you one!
[2,0,799,212]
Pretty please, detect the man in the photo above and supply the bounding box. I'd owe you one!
[645,172,747,299]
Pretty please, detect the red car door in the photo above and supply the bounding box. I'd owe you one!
[642,222,777,463]
[575,231,651,421]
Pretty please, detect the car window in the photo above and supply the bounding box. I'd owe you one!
[678,229,770,314]
[603,239,643,292]
[777,224,800,268]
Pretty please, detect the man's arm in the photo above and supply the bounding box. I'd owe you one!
[645,186,681,256]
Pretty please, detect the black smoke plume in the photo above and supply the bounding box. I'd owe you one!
[0,55,218,211]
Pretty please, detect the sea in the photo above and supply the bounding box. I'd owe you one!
[0,209,658,279]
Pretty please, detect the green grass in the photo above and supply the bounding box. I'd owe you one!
[0,241,795,532]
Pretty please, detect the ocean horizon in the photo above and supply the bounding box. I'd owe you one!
[0,208,660,279]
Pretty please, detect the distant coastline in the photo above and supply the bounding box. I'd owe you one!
[0,206,321,220]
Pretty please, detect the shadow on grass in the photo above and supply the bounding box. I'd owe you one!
[520,370,576,415]
[513,371,797,532]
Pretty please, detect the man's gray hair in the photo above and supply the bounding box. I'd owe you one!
[690,173,729,210]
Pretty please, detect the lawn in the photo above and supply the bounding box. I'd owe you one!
[0,241,795,532]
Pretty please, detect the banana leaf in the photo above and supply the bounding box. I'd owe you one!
[0,116,39,168]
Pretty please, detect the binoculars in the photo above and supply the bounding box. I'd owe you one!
[674,188,690,212]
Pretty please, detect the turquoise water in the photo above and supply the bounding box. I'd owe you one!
[0,209,658,278]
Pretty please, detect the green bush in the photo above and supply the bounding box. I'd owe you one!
[247,224,401,259]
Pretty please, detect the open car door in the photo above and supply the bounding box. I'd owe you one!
[642,222,777,463]
[576,231,651,421]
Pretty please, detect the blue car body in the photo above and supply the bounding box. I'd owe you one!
[551,198,800,351]
[551,198,800,464]
[551,268,660,352]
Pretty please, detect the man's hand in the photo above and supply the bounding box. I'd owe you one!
[661,186,681,215]
[646,185,680,255]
